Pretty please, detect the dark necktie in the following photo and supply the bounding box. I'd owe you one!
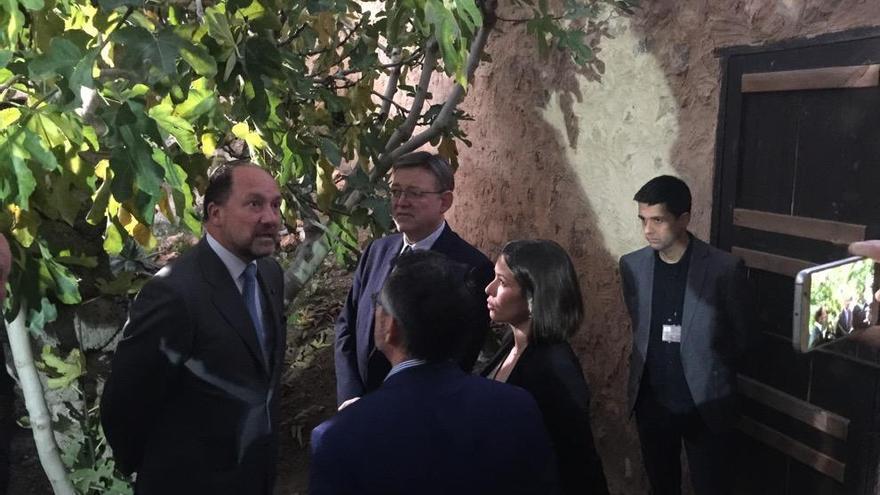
[242,263,269,359]
[401,244,413,256]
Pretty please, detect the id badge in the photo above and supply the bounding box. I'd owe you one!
[662,324,682,343]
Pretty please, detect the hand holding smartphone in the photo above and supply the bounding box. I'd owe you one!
[793,256,878,352]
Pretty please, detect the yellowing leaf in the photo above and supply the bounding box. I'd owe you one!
[7,204,38,247]
[0,108,20,127]
[118,205,156,248]
[201,133,217,157]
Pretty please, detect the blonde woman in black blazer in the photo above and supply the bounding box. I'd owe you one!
[482,240,608,495]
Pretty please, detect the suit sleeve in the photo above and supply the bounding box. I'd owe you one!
[101,276,193,475]
[309,420,356,494]
[334,243,374,405]
[523,352,609,495]
[619,257,638,324]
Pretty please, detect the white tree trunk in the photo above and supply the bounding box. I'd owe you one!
[6,305,75,495]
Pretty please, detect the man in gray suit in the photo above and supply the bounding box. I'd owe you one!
[619,175,751,495]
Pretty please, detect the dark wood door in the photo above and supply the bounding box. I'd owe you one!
[715,30,880,495]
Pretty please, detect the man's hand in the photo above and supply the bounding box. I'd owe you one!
[338,397,360,411]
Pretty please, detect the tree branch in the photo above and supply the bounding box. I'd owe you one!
[372,90,408,117]
[378,47,402,121]
[385,20,491,164]
[7,305,76,495]
[380,39,439,158]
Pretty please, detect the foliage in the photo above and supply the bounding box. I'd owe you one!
[0,0,637,486]
[809,258,874,326]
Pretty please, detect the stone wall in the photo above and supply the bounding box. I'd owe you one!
[443,1,880,492]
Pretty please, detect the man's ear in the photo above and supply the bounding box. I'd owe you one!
[206,202,220,225]
[385,317,402,347]
[675,210,691,231]
[439,190,453,213]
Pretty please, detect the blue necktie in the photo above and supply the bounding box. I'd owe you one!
[242,263,269,359]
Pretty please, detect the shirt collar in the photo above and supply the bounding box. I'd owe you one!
[206,233,251,287]
[401,220,446,254]
[385,358,428,381]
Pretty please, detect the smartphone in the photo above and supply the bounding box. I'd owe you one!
[793,256,879,352]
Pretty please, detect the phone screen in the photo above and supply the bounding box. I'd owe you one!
[795,257,879,352]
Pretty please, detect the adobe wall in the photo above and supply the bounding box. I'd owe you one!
[444,1,880,492]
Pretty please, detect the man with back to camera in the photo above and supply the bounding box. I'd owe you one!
[334,151,493,408]
[101,162,286,494]
[619,175,751,495]
[311,250,559,494]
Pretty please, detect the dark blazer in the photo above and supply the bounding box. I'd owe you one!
[310,361,560,495]
[334,224,493,404]
[101,239,286,495]
[481,334,609,495]
[620,236,751,431]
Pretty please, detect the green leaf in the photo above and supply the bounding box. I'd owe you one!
[87,174,113,225]
[109,102,164,207]
[40,346,84,389]
[174,78,217,120]
[112,26,179,77]
[10,153,36,210]
[0,50,11,69]
[453,0,482,32]
[38,243,81,305]
[21,127,60,171]
[319,138,341,167]
[17,0,43,11]
[148,99,198,154]
[103,220,124,256]
[424,0,464,81]
[159,30,217,77]
[205,6,236,48]
[97,0,143,10]
[27,297,57,333]
[27,38,81,81]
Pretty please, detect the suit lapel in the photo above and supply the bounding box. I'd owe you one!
[637,248,654,354]
[257,263,282,374]
[682,238,709,347]
[199,241,270,376]
[428,224,454,255]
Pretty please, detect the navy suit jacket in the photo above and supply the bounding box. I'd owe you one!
[102,239,286,494]
[620,236,752,431]
[334,224,493,404]
[310,361,560,495]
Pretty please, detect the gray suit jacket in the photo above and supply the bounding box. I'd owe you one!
[619,236,751,431]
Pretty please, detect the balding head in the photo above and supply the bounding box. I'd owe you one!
[0,234,10,302]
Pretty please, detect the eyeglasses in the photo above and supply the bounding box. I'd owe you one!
[389,187,448,200]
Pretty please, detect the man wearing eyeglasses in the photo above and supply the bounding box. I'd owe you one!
[334,151,494,408]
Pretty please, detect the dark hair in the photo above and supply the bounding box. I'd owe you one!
[377,250,481,361]
[814,306,827,320]
[633,175,692,218]
[392,152,455,192]
[202,160,258,221]
[501,240,583,345]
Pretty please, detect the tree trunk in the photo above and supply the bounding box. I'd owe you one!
[6,305,75,495]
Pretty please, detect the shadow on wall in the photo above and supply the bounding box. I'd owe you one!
[445,8,683,495]
[448,2,880,494]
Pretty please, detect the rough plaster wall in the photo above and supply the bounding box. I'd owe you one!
[440,1,880,493]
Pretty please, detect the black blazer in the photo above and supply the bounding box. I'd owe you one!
[480,333,609,495]
[101,239,286,495]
